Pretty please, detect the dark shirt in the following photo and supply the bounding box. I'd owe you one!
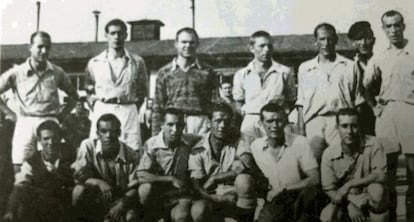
[151,59,220,136]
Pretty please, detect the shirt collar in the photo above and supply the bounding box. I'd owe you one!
[41,153,60,171]
[93,49,132,63]
[95,139,128,163]
[306,53,349,72]
[262,132,295,151]
[171,57,202,71]
[24,58,55,76]
[193,131,238,153]
[330,135,373,159]
[245,59,283,75]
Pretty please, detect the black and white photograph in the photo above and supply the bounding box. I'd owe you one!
[1,0,414,221]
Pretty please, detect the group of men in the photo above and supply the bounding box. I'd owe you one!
[0,8,412,222]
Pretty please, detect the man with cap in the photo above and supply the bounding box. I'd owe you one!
[348,21,376,136]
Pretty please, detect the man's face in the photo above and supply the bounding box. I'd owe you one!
[315,27,337,57]
[39,129,60,160]
[105,25,127,50]
[337,115,360,146]
[250,36,273,63]
[382,15,405,45]
[97,120,121,153]
[221,83,233,98]
[75,101,85,114]
[261,111,286,140]
[352,33,375,56]
[175,31,198,59]
[210,111,231,140]
[30,35,51,63]
[162,113,185,145]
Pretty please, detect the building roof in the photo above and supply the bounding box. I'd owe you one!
[0,33,352,61]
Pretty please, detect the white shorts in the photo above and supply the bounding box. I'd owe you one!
[90,101,141,150]
[376,101,414,154]
[306,115,340,159]
[12,116,58,164]
[240,114,266,143]
[184,114,210,135]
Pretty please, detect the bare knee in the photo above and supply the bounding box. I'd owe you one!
[367,183,387,210]
[72,184,86,206]
[191,200,209,222]
[234,174,254,195]
[138,183,152,205]
[171,202,191,222]
[125,209,138,222]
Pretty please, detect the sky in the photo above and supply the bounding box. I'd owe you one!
[1,0,414,48]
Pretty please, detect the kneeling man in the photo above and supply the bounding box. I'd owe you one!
[71,114,140,222]
[136,108,201,221]
[320,108,388,222]
[251,103,321,222]
[189,103,257,222]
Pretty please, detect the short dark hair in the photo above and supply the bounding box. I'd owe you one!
[208,102,233,120]
[348,21,374,40]
[314,23,338,42]
[162,107,184,123]
[97,113,121,130]
[335,108,359,125]
[381,10,404,25]
[30,31,51,44]
[220,80,232,87]
[260,103,286,121]
[36,120,61,138]
[176,27,199,42]
[249,30,272,46]
[105,19,127,33]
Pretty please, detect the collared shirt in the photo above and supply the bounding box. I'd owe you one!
[85,49,148,103]
[138,131,201,177]
[296,54,357,122]
[0,58,77,116]
[233,60,296,113]
[71,138,140,193]
[188,132,250,180]
[363,40,414,105]
[321,135,386,191]
[152,58,220,136]
[250,133,318,191]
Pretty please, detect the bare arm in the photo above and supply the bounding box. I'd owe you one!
[285,167,319,192]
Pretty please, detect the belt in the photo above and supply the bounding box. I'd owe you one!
[100,97,136,105]
[21,113,59,118]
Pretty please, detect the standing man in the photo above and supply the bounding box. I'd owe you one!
[233,30,296,142]
[136,107,201,222]
[250,103,321,222]
[348,21,376,135]
[85,18,148,151]
[152,27,219,136]
[0,31,78,171]
[320,108,388,222]
[219,80,243,130]
[296,23,358,161]
[364,10,414,221]
[71,114,140,222]
[189,103,257,222]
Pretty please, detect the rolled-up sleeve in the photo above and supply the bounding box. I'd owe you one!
[321,152,337,191]
[137,145,155,172]
[0,68,15,94]
[136,57,148,100]
[232,69,245,102]
[295,64,306,107]
[370,141,387,179]
[188,152,206,180]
